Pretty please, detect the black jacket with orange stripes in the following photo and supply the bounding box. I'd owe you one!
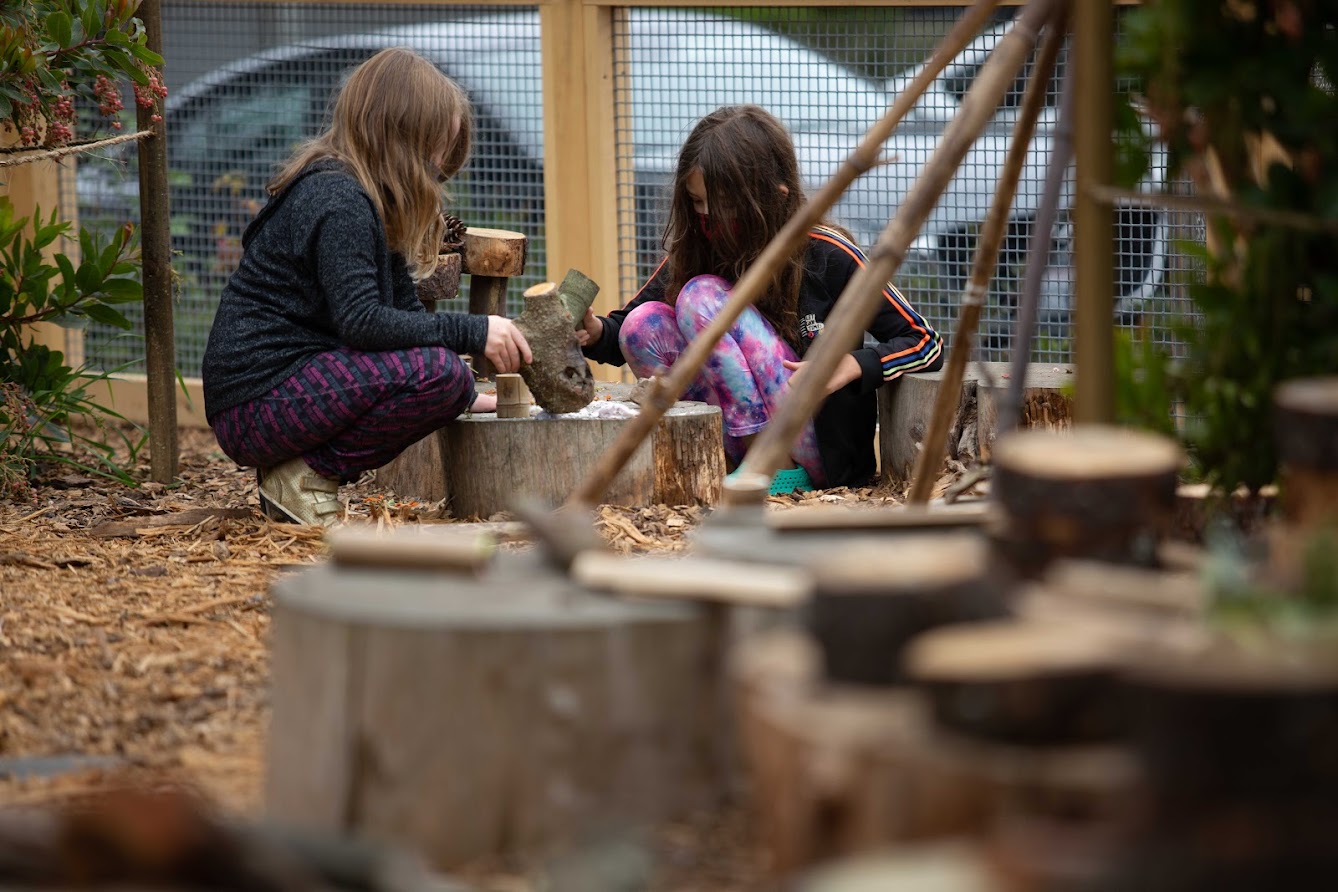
[582,226,944,487]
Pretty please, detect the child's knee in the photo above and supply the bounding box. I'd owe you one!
[675,275,731,330]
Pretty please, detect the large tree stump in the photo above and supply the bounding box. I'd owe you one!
[806,534,1009,686]
[990,425,1184,577]
[976,363,1074,463]
[267,554,717,869]
[733,632,991,877]
[441,401,722,519]
[377,385,723,514]
[1271,378,1338,582]
[878,365,981,483]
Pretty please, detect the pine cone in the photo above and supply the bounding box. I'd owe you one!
[442,214,467,253]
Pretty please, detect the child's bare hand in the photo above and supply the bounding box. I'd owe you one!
[783,354,862,396]
[485,316,533,373]
[470,392,497,413]
[575,307,603,347]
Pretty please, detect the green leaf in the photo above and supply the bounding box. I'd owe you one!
[128,44,163,67]
[81,303,133,330]
[98,277,142,303]
[74,262,101,295]
[44,11,73,49]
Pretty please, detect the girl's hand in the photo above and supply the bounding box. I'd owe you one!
[471,392,497,413]
[575,307,603,347]
[782,354,863,396]
[485,316,533,373]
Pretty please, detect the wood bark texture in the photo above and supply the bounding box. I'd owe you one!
[1274,376,1338,528]
[267,560,717,869]
[414,252,462,307]
[977,363,1074,463]
[514,284,595,413]
[733,632,991,877]
[461,227,528,278]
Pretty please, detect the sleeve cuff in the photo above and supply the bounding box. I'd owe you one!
[853,347,884,394]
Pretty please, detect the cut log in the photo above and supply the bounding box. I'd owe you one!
[380,398,722,517]
[732,632,991,876]
[460,227,527,279]
[976,362,1074,463]
[267,557,717,869]
[806,533,1009,686]
[878,364,980,483]
[556,268,600,328]
[990,425,1184,577]
[1274,376,1338,529]
[515,282,595,413]
[905,620,1126,746]
[414,251,461,307]
[494,373,530,419]
[796,843,1000,892]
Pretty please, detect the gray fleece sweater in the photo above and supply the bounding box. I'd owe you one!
[201,162,488,422]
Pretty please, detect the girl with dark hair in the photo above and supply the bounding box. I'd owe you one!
[202,47,532,525]
[579,105,943,493]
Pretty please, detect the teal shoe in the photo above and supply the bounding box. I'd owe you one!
[768,466,813,496]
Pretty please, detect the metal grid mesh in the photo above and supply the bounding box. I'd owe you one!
[612,6,1202,365]
[73,3,545,376]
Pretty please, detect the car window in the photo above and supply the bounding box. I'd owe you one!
[940,44,1063,111]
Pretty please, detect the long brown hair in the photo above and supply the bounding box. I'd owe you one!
[664,105,806,346]
[270,47,473,279]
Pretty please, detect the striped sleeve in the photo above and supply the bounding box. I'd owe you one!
[810,225,943,383]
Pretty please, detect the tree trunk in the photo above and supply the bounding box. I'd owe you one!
[733,632,991,877]
[267,557,717,869]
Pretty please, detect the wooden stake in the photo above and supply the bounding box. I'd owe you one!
[738,0,1061,496]
[565,0,1007,508]
[907,4,1069,504]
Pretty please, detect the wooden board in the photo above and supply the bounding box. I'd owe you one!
[267,555,718,869]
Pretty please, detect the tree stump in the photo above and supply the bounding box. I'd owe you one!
[878,365,981,483]
[905,620,1127,746]
[1109,649,1338,889]
[990,425,1184,577]
[806,534,1009,686]
[976,363,1074,463]
[732,632,992,877]
[377,386,723,514]
[1272,377,1338,567]
[266,555,717,869]
[442,401,722,519]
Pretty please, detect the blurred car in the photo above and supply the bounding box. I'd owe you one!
[77,10,1167,353]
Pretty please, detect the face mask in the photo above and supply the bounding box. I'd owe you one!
[697,211,739,241]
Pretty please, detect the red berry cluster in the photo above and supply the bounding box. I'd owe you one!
[93,74,125,130]
[132,67,168,123]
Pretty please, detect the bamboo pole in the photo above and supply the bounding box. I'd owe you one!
[564,0,1005,509]
[135,0,178,483]
[1072,0,1115,423]
[738,0,1061,496]
[906,2,1069,505]
[997,48,1075,441]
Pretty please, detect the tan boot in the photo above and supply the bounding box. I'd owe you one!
[257,457,342,526]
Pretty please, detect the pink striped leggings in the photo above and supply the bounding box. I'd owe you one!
[210,345,475,482]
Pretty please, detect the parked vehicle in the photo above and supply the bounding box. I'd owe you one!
[78,10,1168,368]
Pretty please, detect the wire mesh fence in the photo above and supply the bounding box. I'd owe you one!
[69,2,1203,378]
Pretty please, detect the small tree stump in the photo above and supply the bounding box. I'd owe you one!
[990,425,1184,577]
[414,252,462,307]
[976,363,1074,463]
[1274,377,1338,530]
[806,534,1008,686]
[267,557,717,869]
[905,620,1126,746]
[733,632,991,877]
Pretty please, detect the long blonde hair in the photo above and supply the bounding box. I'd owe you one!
[270,47,473,279]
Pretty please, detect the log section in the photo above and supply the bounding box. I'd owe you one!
[878,364,980,484]
[990,425,1183,576]
[267,557,716,869]
[976,362,1074,463]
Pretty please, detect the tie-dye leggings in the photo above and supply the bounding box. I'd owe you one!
[618,274,826,485]
[210,345,475,482]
